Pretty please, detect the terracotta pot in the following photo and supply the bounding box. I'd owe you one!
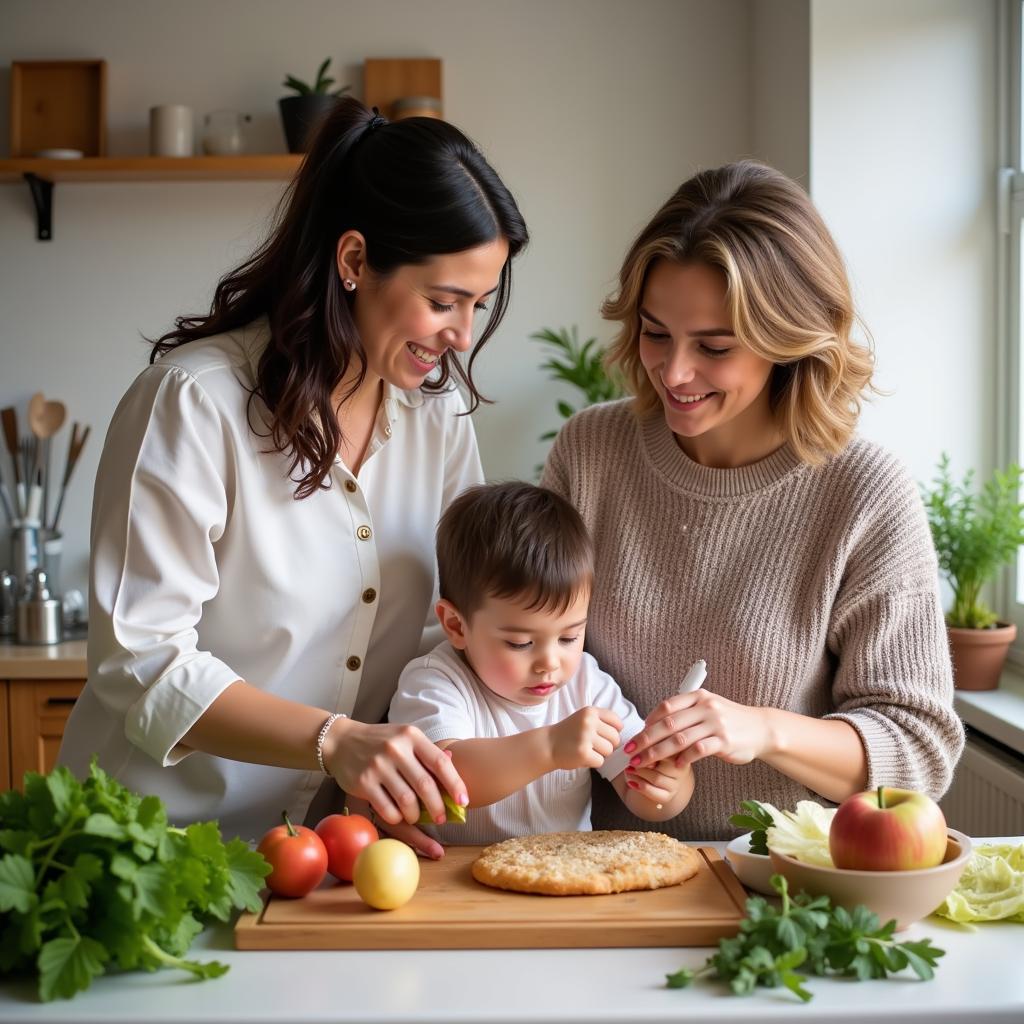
[947,622,1017,691]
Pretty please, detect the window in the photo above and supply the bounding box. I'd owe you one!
[1002,0,1024,648]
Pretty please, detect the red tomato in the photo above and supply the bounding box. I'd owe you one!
[256,811,328,898]
[315,809,379,881]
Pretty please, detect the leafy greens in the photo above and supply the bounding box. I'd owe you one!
[666,873,945,1003]
[0,759,270,1001]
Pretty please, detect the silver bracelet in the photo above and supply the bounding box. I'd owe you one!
[316,712,346,775]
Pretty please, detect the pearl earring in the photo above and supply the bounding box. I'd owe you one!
[343,278,356,292]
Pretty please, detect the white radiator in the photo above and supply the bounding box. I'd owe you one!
[941,733,1024,837]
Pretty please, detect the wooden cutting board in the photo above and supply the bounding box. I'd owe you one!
[235,845,748,950]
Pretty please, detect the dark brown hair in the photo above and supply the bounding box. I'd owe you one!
[436,482,594,620]
[150,98,528,498]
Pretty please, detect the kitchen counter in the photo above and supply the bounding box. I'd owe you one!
[0,839,1020,1024]
[0,638,86,679]
[956,669,1024,756]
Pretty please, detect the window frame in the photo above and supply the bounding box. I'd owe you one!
[1000,0,1024,657]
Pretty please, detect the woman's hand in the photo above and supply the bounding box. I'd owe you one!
[624,758,685,804]
[624,689,772,769]
[341,795,446,861]
[323,719,468,830]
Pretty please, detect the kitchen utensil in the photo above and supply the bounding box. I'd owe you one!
[16,567,63,645]
[0,570,15,636]
[1,407,22,515]
[28,392,66,526]
[768,829,973,931]
[20,438,41,523]
[0,469,13,525]
[12,522,40,582]
[42,530,62,597]
[51,422,90,531]
[603,658,708,778]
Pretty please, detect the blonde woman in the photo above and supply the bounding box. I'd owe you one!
[541,161,964,840]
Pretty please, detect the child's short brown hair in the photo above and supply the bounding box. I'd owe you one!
[437,482,593,619]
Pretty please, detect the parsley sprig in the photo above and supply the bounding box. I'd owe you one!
[666,874,945,1002]
[0,760,271,1001]
[728,799,775,855]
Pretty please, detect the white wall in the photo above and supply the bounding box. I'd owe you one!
[751,0,810,185]
[0,0,751,597]
[809,0,998,487]
[0,0,1000,604]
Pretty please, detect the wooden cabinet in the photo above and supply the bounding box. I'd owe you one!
[0,682,9,791]
[7,679,84,786]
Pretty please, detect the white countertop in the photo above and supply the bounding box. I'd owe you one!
[1,839,1021,1024]
[956,669,1024,755]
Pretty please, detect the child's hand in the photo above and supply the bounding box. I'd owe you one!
[549,706,623,771]
[625,757,688,806]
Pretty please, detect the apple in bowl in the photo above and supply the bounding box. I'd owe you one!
[829,785,947,871]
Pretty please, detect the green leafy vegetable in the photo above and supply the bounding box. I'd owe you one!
[0,760,271,1001]
[937,842,1024,922]
[666,874,945,1003]
[729,799,775,855]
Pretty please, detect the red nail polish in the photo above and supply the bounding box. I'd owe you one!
[627,780,639,789]
[629,756,641,767]
[624,741,636,753]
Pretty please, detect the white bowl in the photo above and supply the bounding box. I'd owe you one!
[768,828,973,931]
[725,832,776,895]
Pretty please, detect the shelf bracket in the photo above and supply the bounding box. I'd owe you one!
[24,172,54,241]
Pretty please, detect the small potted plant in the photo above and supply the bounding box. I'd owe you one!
[279,58,350,154]
[922,453,1024,690]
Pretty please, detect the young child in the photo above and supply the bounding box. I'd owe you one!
[388,481,693,844]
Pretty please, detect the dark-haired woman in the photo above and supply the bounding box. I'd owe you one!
[60,100,529,855]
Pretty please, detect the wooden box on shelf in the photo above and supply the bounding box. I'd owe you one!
[363,58,442,119]
[9,59,107,157]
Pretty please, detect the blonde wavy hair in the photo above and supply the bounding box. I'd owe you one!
[603,160,875,463]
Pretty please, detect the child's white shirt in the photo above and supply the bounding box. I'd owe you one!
[388,640,646,844]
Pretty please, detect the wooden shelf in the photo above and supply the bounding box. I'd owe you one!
[0,154,303,183]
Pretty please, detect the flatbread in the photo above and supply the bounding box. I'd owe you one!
[471,829,700,896]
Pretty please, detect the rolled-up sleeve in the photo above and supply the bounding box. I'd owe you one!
[89,364,241,766]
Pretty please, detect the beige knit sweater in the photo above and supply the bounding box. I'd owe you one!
[540,400,965,841]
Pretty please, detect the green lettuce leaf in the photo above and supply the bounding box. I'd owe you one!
[936,843,1024,923]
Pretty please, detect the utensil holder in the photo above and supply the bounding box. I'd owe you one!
[12,523,40,585]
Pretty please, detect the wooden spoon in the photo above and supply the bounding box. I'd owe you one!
[28,392,66,440]
[28,393,67,528]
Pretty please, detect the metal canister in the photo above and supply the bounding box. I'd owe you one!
[0,570,15,636]
[16,568,62,645]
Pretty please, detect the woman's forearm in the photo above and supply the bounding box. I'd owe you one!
[443,729,556,807]
[180,680,336,769]
[760,710,868,803]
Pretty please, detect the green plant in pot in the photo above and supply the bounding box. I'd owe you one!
[921,452,1024,690]
[279,58,351,154]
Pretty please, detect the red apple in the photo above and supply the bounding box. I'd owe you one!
[829,785,948,871]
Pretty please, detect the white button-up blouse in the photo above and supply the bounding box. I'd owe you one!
[59,319,484,841]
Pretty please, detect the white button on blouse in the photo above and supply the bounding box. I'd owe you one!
[59,319,484,841]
